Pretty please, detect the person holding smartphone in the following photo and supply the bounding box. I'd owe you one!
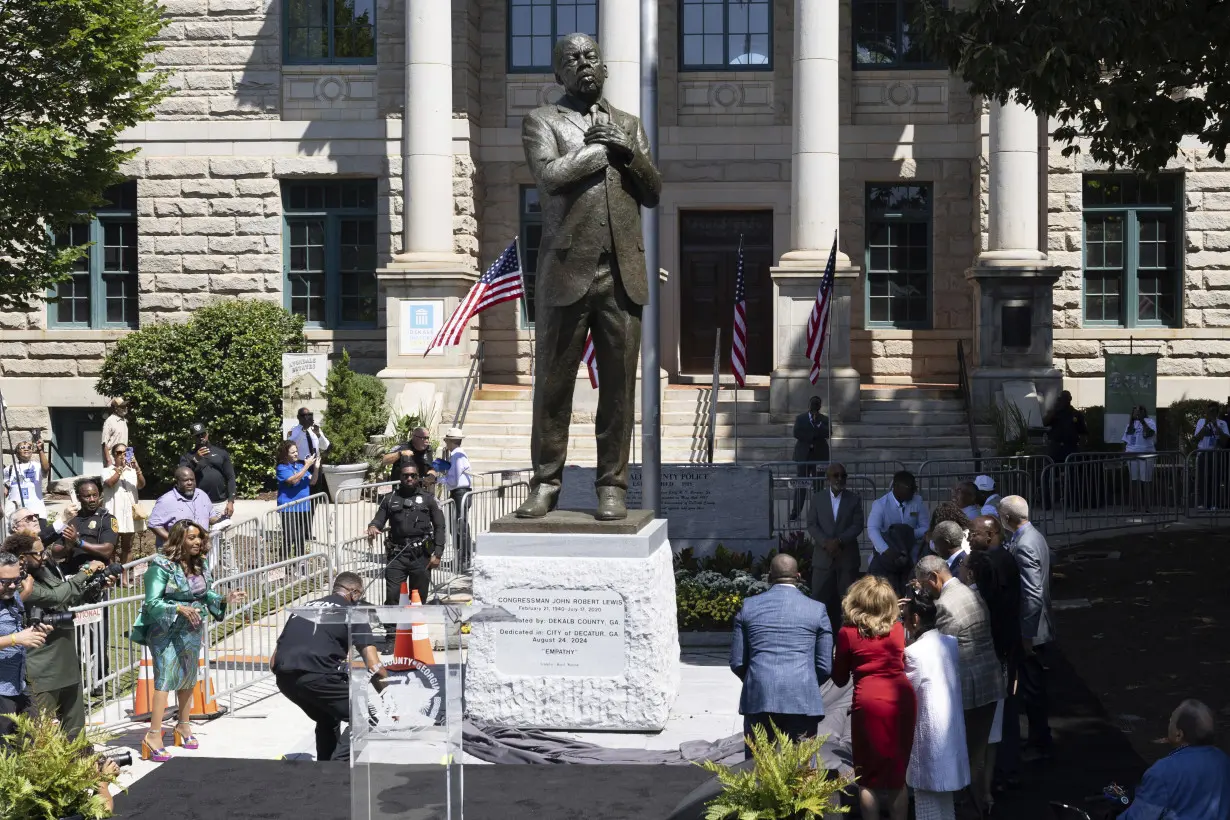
[2,437,50,520]
[1122,405,1157,514]
[101,443,145,569]
[179,422,236,523]
[275,441,319,560]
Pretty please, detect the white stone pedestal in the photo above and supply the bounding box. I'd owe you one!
[466,519,680,730]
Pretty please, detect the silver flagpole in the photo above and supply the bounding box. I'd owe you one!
[825,233,835,462]
[640,0,661,515]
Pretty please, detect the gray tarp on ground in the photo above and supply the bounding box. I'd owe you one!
[463,682,855,820]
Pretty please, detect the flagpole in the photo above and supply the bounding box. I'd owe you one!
[826,231,835,462]
[515,234,534,405]
[640,0,661,515]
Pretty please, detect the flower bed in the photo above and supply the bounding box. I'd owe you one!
[674,537,814,631]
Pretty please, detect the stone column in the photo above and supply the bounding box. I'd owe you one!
[599,2,640,116]
[968,98,1061,414]
[981,99,1046,266]
[378,0,476,420]
[770,0,861,421]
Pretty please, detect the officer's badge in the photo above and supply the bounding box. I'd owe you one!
[88,520,97,530]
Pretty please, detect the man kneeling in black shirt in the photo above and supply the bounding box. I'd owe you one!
[271,572,389,761]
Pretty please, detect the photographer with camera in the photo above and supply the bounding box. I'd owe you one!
[2,533,117,740]
[0,551,50,743]
[1122,405,1158,514]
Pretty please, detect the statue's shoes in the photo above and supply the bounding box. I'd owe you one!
[595,487,628,521]
[514,487,559,518]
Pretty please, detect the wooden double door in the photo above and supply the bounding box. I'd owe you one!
[678,210,773,376]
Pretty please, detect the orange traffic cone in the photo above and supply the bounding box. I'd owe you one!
[130,653,155,721]
[388,584,435,669]
[187,650,224,720]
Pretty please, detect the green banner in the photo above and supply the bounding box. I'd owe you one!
[1105,354,1158,443]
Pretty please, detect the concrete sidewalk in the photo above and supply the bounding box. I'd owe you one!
[102,648,742,804]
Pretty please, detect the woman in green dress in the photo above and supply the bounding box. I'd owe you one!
[131,519,245,760]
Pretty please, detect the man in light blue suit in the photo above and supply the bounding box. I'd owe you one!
[730,554,834,759]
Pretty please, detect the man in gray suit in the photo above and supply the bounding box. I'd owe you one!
[806,462,863,626]
[789,396,830,520]
[917,553,1003,817]
[514,33,662,522]
[730,554,834,759]
[999,495,1054,763]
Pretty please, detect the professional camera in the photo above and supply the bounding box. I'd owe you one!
[81,563,124,604]
[100,748,132,768]
[27,605,75,629]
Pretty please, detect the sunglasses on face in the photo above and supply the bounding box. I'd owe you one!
[0,572,28,587]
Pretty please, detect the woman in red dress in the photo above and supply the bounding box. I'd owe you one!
[831,575,917,820]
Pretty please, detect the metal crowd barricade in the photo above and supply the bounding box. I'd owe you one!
[1186,448,1230,523]
[74,589,145,727]
[205,551,333,711]
[211,514,263,578]
[332,481,395,595]
[471,468,533,489]
[459,481,530,568]
[916,469,1031,516]
[259,492,333,568]
[1037,451,1186,544]
[917,455,1054,502]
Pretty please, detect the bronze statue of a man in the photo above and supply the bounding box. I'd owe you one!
[514,33,662,521]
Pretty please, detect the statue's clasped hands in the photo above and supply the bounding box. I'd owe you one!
[585,123,633,159]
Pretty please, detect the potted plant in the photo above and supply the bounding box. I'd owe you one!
[0,713,120,819]
[700,722,852,819]
[321,349,389,500]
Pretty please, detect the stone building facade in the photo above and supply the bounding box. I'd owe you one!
[1,0,1226,475]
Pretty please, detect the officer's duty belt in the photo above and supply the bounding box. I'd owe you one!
[386,537,430,559]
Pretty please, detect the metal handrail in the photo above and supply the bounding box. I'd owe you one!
[453,340,485,427]
[956,339,982,465]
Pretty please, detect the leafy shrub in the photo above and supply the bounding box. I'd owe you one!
[674,543,801,631]
[95,301,305,497]
[0,712,120,819]
[674,544,756,576]
[322,349,389,465]
[701,722,852,819]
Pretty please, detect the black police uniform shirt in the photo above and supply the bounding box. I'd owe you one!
[63,508,118,575]
[272,594,376,675]
[369,490,446,556]
[386,442,434,482]
[180,444,235,504]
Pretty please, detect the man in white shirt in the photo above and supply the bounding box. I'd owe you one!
[286,407,331,462]
[975,474,1001,517]
[441,428,472,508]
[3,439,50,519]
[1194,403,1229,510]
[101,398,129,468]
[867,470,928,593]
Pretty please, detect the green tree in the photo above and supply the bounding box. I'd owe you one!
[920,0,1229,171]
[0,0,170,311]
[321,348,389,464]
[95,301,306,496]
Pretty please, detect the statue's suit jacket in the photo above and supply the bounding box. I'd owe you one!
[521,95,662,307]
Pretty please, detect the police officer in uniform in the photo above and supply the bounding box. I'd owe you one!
[270,572,388,762]
[61,478,116,689]
[367,463,446,606]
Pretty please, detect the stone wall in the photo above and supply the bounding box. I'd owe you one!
[1047,139,1230,382]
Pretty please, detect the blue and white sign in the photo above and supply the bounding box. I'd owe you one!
[399,299,445,356]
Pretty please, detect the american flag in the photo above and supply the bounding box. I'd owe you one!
[424,240,524,355]
[805,234,838,385]
[730,235,748,388]
[582,332,599,388]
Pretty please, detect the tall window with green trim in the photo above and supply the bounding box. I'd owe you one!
[853,0,939,68]
[865,184,932,328]
[282,180,378,329]
[680,0,771,70]
[519,186,542,327]
[508,0,597,73]
[284,0,375,64]
[49,181,139,329]
[1081,175,1182,328]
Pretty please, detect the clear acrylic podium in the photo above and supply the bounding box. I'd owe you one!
[288,603,513,820]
